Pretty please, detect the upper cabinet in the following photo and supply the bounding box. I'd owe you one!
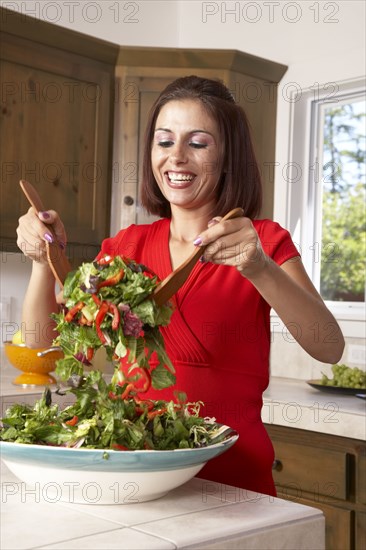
[111,48,287,231]
[0,7,119,263]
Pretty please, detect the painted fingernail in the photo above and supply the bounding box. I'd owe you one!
[59,241,66,250]
[44,233,54,243]
[40,211,50,219]
[207,218,219,227]
[193,237,203,246]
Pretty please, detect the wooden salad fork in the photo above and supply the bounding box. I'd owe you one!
[151,207,244,306]
[20,180,243,304]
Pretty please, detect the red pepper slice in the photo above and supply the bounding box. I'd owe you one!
[86,347,94,361]
[91,294,102,306]
[121,382,135,399]
[127,367,151,392]
[95,301,109,344]
[135,368,151,393]
[112,443,129,451]
[65,415,78,426]
[65,302,84,322]
[119,367,151,399]
[147,408,167,420]
[109,303,120,330]
[98,269,124,290]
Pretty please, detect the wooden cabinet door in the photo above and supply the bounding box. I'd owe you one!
[356,512,366,550]
[0,31,115,262]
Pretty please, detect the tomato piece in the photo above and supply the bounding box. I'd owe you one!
[65,302,84,322]
[65,415,78,426]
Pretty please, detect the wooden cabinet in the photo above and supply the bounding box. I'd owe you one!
[111,47,287,232]
[266,424,366,550]
[0,7,118,263]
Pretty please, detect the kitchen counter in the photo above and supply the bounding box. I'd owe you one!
[262,376,366,440]
[1,460,324,550]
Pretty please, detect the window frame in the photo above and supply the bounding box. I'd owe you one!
[276,78,366,337]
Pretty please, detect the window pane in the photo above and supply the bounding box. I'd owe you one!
[320,99,366,302]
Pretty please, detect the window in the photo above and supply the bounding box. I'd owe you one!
[283,79,366,333]
[311,92,365,303]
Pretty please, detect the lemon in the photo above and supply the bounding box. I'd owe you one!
[12,330,24,345]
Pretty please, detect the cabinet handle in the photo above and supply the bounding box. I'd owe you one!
[124,196,134,206]
[272,459,283,471]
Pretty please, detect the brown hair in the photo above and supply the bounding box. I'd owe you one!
[141,75,262,218]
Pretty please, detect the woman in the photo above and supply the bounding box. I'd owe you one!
[17,75,344,496]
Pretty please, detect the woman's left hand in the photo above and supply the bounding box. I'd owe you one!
[194,216,267,278]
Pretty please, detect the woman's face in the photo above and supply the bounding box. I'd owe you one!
[151,99,222,212]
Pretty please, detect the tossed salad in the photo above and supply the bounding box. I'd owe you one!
[0,371,227,450]
[52,254,175,390]
[1,254,230,451]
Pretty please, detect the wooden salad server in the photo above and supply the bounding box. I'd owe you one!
[151,207,244,306]
[19,180,72,287]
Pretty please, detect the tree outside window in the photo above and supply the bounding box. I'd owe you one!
[317,97,365,302]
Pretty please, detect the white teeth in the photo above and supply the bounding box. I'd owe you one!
[168,172,194,182]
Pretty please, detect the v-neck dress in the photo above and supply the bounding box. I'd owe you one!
[100,218,300,496]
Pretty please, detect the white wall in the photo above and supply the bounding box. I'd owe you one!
[1,1,365,371]
[0,0,180,46]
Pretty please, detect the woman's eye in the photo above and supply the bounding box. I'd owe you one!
[189,142,207,149]
[158,140,174,148]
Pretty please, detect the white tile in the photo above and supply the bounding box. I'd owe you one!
[0,486,127,550]
[187,517,325,549]
[38,527,175,549]
[56,477,234,527]
[133,496,323,548]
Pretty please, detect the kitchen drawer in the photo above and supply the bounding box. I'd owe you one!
[272,440,349,501]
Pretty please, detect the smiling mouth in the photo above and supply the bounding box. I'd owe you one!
[166,172,195,186]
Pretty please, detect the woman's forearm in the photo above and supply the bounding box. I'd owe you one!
[247,257,345,364]
[21,262,59,348]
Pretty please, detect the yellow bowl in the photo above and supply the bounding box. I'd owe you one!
[4,342,63,386]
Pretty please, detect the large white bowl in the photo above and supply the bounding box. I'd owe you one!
[0,430,238,504]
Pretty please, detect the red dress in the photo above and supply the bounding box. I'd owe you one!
[100,218,300,496]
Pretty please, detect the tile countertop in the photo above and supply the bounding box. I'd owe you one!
[1,461,325,550]
[262,376,366,440]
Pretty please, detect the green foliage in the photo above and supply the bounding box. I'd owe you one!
[320,100,365,301]
[321,183,365,301]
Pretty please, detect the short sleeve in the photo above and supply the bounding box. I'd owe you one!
[253,219,300,266]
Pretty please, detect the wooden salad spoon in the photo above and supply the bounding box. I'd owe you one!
[20,180,243,304]
[19,180,72,287]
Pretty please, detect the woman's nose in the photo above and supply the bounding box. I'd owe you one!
[170,142,188,163]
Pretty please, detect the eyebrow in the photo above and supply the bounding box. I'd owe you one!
[154,127,215,137]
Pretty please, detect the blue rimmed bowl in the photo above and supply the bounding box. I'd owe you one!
[0,429,238,504]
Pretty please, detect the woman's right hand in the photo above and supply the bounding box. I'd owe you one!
[16,207,67,264]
